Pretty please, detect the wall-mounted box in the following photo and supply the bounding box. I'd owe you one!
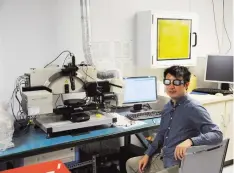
[136,10,199,68]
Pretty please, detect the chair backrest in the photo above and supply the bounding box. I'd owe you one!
[179,139,229,173]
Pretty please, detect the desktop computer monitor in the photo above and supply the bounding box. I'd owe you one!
[205,55,233,90]
[123,76,157,112]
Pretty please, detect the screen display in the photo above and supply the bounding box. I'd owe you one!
[123,76,157,104]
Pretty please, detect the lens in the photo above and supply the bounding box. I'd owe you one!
[173,80,181,86]
[163,79,171,85]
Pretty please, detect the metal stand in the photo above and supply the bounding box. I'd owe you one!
[135,133,149,149]
[124,135,131,146]
[34,114,117,137]
[65,155,97,173]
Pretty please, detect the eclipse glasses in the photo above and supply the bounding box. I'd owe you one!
[163,79,185,86]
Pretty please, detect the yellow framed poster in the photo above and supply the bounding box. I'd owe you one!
[157,19,192,60]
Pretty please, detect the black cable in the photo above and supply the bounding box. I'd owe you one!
[10,76,27,121]
[81,64,95,82]
[11,100,18,121]
[62,53,72,67]
[111,95,118,113]
[11,88,18,121]
[211,0,220,53]
[44,50,72,68]
[13,80,26,118]
[222,0,232,54]
[15,89,22,108]
[18,82,25,96]
[229,86,233,92]
[13,124,30,138]
[10,76,32,138]
[55,94,61,108]
[143,103,152,110]
[15,89,22,114]
[55,94,66,108]
[17,111,26,120]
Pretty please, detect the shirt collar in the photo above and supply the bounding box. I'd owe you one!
[170,95,188,107]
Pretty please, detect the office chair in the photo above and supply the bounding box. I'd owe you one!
[179,139,229,173]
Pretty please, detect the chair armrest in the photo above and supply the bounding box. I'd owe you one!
[186,139,229,155]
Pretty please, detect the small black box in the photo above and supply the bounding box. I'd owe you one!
[85,81,110,97]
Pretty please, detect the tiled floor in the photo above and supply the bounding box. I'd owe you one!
[223,165,233,173]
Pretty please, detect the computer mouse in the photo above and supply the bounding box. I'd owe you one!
[71,112,90,122]
[215,93,224,96]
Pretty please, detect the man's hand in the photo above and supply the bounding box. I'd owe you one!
[138,155,149,173]
[174,139,193,160]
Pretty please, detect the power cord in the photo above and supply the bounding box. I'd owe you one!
[211,0,220,53]
[80,62,96,82]
[229,84,233,92]
[143,103,152,110]
[222,0,232,54]
[13,119,31,138]
[9,75,33,138]
[44,50,72,68]
[10,75,27,121]
[55,94,63,108]
[62,53,73,67]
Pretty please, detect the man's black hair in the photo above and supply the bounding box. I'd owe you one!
[164,66,191,83]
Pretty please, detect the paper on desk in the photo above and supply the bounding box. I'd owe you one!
[119,121,147,129]
[110,113,146,129]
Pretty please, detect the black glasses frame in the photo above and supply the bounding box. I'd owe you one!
[163,79,185,86]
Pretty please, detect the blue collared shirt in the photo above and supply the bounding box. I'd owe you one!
[145,95,223,168]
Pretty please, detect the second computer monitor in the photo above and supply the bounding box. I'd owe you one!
[205,55,233,83]
[123,76,157,111]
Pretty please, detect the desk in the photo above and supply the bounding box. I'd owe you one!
[0,118,160,162]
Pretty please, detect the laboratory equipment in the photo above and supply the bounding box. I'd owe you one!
[19,55,124,137]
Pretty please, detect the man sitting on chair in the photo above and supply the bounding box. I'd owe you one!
[126,66,223,173]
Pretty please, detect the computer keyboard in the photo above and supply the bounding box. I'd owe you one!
[126,110,162,121]
[192,88,233,95]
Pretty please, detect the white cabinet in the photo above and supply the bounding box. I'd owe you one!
[224,101,233,161]
[203,102,226,133]
[136,10,198,68]
[203,100,233,162]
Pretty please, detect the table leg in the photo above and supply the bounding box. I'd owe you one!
[92,155,97,173]
[135,133,149,149]
[124,135,131,146]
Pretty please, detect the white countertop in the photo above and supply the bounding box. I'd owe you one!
[158,93,233,105]
[188,93,233,105]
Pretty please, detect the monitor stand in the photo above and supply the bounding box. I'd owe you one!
[130,104,143,113]
[220,83,230,90]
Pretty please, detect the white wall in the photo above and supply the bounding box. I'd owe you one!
[89,0,233,87]
[56,0,84,59]
[0,0,233,102]
[0,0,57,101]
[220,0,233,55]
[0,0,84,102]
